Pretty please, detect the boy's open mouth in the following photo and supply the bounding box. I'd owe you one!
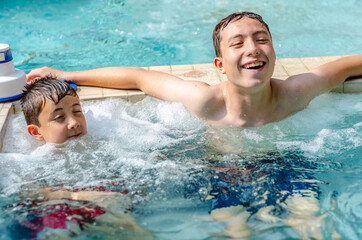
[242,61,266,70]
[70,133,82,138]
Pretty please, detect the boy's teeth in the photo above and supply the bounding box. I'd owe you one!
[244,61,263,69]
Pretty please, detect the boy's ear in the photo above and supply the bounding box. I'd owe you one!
[214,57,226,74]
[27,125,45,142]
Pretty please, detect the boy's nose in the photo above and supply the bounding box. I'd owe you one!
[68,117,80,129]
[245,41,260,56]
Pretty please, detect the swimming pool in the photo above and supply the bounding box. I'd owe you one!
[1,0,362,239]
[1,0,362,71]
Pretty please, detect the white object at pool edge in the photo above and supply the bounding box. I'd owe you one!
[0,44,26,102]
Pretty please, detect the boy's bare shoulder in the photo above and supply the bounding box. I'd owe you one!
[271,77,310,113]
[181,81,225,118]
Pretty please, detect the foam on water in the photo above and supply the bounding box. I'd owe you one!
[1,98,206,199]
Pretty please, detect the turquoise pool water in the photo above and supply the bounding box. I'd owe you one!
[1,0,362,72]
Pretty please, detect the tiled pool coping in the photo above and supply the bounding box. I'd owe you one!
[1,56,361,151]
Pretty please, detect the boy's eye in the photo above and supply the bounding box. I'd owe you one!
[256,38,268,43]
[74,110,83,114]
[231,42,243,47]
[53,115,64,121]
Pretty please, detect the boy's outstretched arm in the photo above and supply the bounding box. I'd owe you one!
[284,54,362,106]
[27,67,213,115]
[312,54,362,90]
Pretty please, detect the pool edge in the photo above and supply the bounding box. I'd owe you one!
[0,102,14,151]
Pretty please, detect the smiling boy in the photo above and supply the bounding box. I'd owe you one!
[21,77,87,143]
[18,78,155,239]
[26,12,362,127]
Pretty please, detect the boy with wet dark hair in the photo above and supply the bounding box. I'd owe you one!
[20,77,87,143]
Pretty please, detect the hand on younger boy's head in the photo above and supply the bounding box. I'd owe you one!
[26,67,64,83]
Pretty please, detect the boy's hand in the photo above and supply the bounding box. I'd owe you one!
[26,67,65,82]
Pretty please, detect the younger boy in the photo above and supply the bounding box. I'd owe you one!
[20,77,87,143]
[17,78,154,239]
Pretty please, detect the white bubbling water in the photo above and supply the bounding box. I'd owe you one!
[1,94,361,195]
[1,97,207,198]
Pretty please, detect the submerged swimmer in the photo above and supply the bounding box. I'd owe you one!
[185,150,340,239]
[27,12,362,127]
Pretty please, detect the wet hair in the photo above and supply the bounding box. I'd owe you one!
[212,12,271,57]
[20,77,78,126]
